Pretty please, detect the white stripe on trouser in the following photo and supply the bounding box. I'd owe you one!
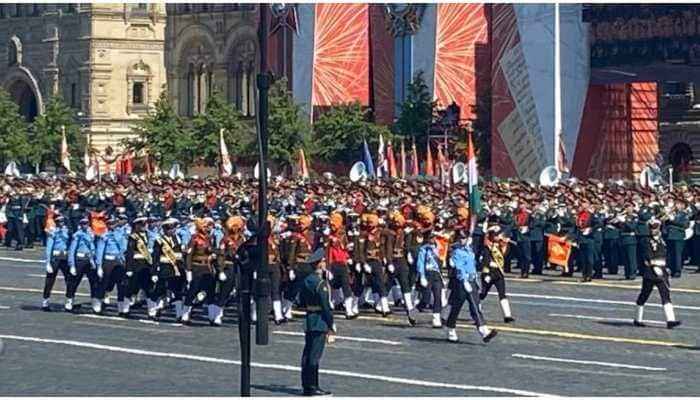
[251,299,257,322]
[636,305,644,323]
[273,300,284,321]
[500,298,512,319]
[663,303,676,322]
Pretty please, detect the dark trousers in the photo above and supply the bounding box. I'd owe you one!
[636,275,671,305]
[578,242,595,279]
[126,262,156,300]
[215,266,236,307]
[43,257,69,299]
[152,263,185,303]
[692,235,700,268]
[66,258,99,299]
[531,240,544,274]
[480,269,507,300]
[4,217,24,248]
[329,263,352,298]
[621,243,637,278]
[269,263,283,301]
[593,239,603,277]
[446,278,484,328]
[389,258,412,294]
[517,240,532,275]
[472,234,484,261]
[369,260,388,297]
[301,331,327,391]
[184,269,216,306]
[666,239,684,276]
[603,238,619,275]
[97,260,127,301]
[636,237,651,276]
[425,269,444,313]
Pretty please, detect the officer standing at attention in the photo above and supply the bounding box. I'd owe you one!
[300,248,335,397]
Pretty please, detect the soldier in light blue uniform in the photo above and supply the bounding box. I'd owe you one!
[177,215,193,251]
[66,218,99,313]
[211,214,224,248]
[416,232,448,328]
[42,215,71,311]
[445,230,498,343]
[147,218,162,253]
[95,217,127,311]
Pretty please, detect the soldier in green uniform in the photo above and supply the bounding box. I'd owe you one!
[530,204,546,275]
[299,248,334,397]
[665,198,689,278]
[619,205,638,280]
[602,204,620,276]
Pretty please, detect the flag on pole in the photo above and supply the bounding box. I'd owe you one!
[400,139,407,179]
[60,125,71,172]
[219,128,233,177]
[411,141,419,176]
[425,142,434,176]
[557,129,570,174]
[362,139,375,178]
[376,134,387,178]
[467,131,481,213]
[84,145,90,176]
[298,148,309,179]
[387,141,398,178]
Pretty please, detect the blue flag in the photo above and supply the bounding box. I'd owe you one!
[362,139,375,177]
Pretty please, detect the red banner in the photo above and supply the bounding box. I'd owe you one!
[546,234,572,271]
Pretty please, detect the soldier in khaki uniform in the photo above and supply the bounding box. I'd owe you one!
[284,214,319,319]
[354,213,391,317]
[381,210,417,325]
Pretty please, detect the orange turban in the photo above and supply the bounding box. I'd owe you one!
[363,213,379,227]
[299,215,312,229]
[225,216,245,233]
[456,207,469,220]
[330,212,343,230]
[389,210,405,227]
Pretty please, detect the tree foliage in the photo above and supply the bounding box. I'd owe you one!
[268,78,312,172]
[122,91,194,170]
[190,92,254,166]
[312,102,392,165]
[0,89,31,167]
[394,71,437,154]
[470,87,492,175]
[29,96,84,171]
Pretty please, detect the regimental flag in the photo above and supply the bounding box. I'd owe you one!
[467,131,481,214]
[426,142,434,176]
[400,139,407,179]
[362,139,375,178]
[219,128,233,177]
[546,234,572,271]
[84,143,90,176]
[387,141,398,179]
[376,134,387,178]
[298,148,310,179]
[60,125,71,172]
[411,141,419,176]
[557,129,570,174]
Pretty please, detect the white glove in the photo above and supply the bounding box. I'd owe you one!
[383,257,388,265]
[363,263,372,274]
[449,258,455,268]
[407,253,414,265]
[355,263,362,273]
[323,227,330,236]
[653,267,663,277]
[69,266,77,276]
[151,275,158,284]
[97,267,104,280]
[346,258,353,266]
[126,270,134,278]
[185,270,192,283]
[45,262,54,274]
[219,272,227,282]
[420,276,428,288]
[463,280,473,293]
[289,269,296,281]
[484,275,492,284]
[326,270,334,281]
[387,263,395,274]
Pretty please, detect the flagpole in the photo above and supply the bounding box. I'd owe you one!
[554,2,562,170]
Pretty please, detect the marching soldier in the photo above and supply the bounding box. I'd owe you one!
[326,212,356,320]
[122,217,155,318]
[267,215,286,324]
[41,215,70,311]
[416,230,448,328]
[299,248,334,397]
[665,198,689,278]
[285,214,319,318]
[66,217,99,313]
[213,216,246,326]
[94,217,127,312]
[151,218,184,321]
[619,205,638,280]
[514,201,532,278]
[354,212,391,317]
[479,226,515,323]
[382,210,417,325]
[181,218,217,324]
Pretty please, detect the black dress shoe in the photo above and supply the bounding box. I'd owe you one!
[520,273,529,279]
[345,314,359,320]
[504,317,515,323]
[41,306,51,312]
[274,319,284,325]
[408,317,416,326]
[633,320,646,327]
[671,272,682,279]
[483,330,498,343]
[304,387,332,396]
[667,320,682,329]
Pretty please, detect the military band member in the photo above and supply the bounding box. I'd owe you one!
[665,198,689,278]
[619,205,638,280]
[575,203,595,282]
[382,210,417,325]
[514,201,532,278]
[479,226,515,323]
[267,215,286,324]
[42,215,70,311]
[151,218,184,321]
[602,204,621,275]
[95,217,127,312]
[122,217,155,318]
[530,204,546,275]
[633,219,681,329]
[445,229,498,343]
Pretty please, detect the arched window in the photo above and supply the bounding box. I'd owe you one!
[186,63,194,116]
[228,39,257,117]
[127,60,152,114]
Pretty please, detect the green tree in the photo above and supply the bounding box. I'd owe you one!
[29,96,85,172]
[123,91,194,170]
[312,102,391,165]
[268,77,312,172]
[190,92,254,166]
[470,88,492,175]
[394,71,437,153]
[0,89,31,167]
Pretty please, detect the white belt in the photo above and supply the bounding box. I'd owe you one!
[116,207,126,213]
[519,227,529,234]
[52,250,65,256]
[133,254,147,260]
[76,252,89,258]
[175,253,183,260]
[104,255,117,261]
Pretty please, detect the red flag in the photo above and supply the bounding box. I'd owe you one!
[387,141,398,178]
[426,142,434,176]
[546,234,572,271]
[411,142,419,176]
[400,140,407,178]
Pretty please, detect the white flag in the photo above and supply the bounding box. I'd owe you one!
[219,128,233,177]
[60,126,71,172]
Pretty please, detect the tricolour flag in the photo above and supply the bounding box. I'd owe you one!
[425,142,434,176]
[376,134,387,178]
[219,128,233,177]
[60,125,71,172]
[362,139,375,178]
[387,141,397,178]
[298,148,309,179]
[467,131,481,214]
[411,141,419,176]
[400,139,407,179]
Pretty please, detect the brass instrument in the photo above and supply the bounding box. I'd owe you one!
[157,236,180,277]
[132,233,152,265]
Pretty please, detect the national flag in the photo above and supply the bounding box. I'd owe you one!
[298,148,310,179]
[219,128,233,177]
[400,139,407,179]
[362,139,375,178]
[557,129,570,174]
[60,125,71,172]
[411,141,419,176]
[387,141,398,178]
[376,134,387,178]
[466,131,481,214]
[425,142,434,176]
